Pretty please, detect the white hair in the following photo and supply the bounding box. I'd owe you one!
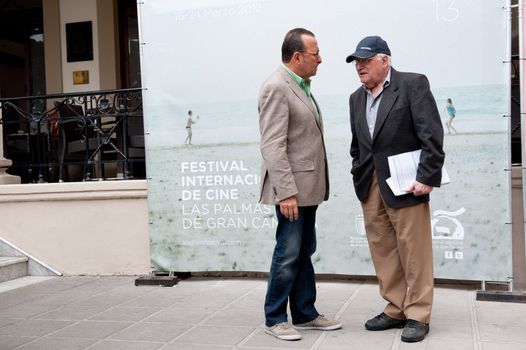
[376,53,392,65]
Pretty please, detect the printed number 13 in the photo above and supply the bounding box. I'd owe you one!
[433,0,459,22]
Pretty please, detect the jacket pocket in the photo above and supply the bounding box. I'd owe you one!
[389,105,410,118]
[290,159,315,172]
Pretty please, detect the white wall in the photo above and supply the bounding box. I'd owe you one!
[59,0,100,92]
[0,181,150,275]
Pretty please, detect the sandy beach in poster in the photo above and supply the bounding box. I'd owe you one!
[147,125,511,281]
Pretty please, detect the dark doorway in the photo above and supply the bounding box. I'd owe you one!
[0,0,46,182]
[0,0,45,99]
[118,0,141,89]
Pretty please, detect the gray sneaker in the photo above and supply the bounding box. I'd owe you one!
[294,314,343,331]
[265,322,302,341]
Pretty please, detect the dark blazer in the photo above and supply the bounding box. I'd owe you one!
[349,68,444,209]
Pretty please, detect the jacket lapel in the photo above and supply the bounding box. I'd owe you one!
[355,89,372,144]
[372,69,399,141]
[311,95,323,131]
[278,68,320,126]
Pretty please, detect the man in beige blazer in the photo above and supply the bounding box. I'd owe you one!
[258,28,341,341]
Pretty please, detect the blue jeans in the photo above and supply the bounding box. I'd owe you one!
[264,205,319,326]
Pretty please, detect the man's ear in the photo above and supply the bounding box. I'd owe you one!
[292,51,302,64]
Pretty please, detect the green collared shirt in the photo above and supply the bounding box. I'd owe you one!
[281,65,320,122]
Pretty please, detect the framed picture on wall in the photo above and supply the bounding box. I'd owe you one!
[66,21,93,62]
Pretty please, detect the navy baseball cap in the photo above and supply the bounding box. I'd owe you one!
[345,36,391,63]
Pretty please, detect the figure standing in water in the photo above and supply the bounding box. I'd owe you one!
[444,98,457,134]
[185,110,199,145]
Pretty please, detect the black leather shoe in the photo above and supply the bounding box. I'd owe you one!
[401,319,430,342]
[365,313,407,331]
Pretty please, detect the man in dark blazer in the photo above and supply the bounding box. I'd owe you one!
[346,36,444,343]
[258,28,341,341]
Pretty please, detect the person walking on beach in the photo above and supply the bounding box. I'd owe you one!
[258,27,342,341]
[346,36,444,343]
[444,98,457,134]
[184,110,198,146]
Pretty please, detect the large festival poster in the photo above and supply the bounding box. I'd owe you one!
[140,0,511,280]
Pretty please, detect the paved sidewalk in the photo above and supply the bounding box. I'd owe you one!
[0,276,525,350]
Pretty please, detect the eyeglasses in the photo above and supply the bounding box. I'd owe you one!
[354,55,377,65]
[301,51,320,58]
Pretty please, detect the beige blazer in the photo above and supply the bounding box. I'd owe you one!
[258,67,329,206]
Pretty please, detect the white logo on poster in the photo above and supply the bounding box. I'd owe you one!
[355,214,366,236]
[431,208,465,240]
[444,250,464,260]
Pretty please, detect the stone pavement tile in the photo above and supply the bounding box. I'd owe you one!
[119,293,184,308]
[203,307,263,327]
[102,285,158,298]
[146,307,213,324]
[170,296,236,310]
[243,327,317,349]
[78,277,134,292]
[340,287,386,315]
[51,320,133,339]
[89,307,162,322]
[30,292,96,306]
[16,336,97,350]
[481,341,526,350]
[398,338,475,350]
[109,322,191,342]
[431,302,471,322]
[0,294,31,310]
[172,279,222,293]
[21,277,98,294]
[86,340,164,350]
[477,322,526,343]
[314,298,348,313]
[163,344,233,350]
[227,291,265,311]
[238,348,301,350]
[187,285,249,301]
[214,278,267,292]
[426,316,473,340]
[0,336,36,350]
[475,300,526,323]
[0,319,72,337]
[175,325,254,346]
[317,328,395,350]
[71,294,137,308]
[432,289,471,321]
[476,301,526,343]
[0,288,50,302]
[35,306,111,321]
[0,318,19,328]
[0,303,59,319]
[145,287,211,300]
[315,281,359,301]
[0,277,56,295]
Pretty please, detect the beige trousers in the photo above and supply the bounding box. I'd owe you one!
[361,173,434,323]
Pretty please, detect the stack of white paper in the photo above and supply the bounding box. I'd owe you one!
[386,149,450,196]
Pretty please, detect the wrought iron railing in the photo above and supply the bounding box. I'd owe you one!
[0,88,145,183]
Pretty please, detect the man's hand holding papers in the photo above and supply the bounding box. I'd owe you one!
[386,149,449,196]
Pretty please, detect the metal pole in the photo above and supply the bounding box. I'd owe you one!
[518,0,526,290]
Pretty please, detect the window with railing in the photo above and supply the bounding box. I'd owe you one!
[0,88,145,183]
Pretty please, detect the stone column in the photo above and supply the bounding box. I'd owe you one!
[0,104,21,184]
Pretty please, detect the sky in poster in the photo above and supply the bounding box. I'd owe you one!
[140,0,507,104]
